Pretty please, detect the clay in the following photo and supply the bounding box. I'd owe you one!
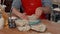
[31,24,46,32]
[15,15,46,32]
[29,19,41,25]
[15,19,29,26]
[28,14,37,20]
[17,25,30,31]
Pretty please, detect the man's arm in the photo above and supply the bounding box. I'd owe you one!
[35,0,52,19]
[42,0,52,14]
[11,0,28,20]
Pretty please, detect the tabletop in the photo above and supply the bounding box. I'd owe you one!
[0,20,60,34]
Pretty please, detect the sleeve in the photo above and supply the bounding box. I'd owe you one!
[42,0,52,7]
[11,0,21,9]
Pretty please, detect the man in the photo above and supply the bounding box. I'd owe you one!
[11,0,60,33]
[11,0,52,20]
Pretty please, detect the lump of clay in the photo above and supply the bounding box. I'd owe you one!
[28,15,41,25]
[15,19,29,26]
[17,25,30,31]
[31,24,46,32]
[29,19,41,25]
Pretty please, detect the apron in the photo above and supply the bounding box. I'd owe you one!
[21,0,46,19]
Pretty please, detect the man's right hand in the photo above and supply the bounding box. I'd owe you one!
[20,13,28,20]
[12,8,28,20]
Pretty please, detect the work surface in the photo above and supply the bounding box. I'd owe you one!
[0,20,60,34]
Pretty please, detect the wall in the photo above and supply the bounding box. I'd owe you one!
[52,0,60,5]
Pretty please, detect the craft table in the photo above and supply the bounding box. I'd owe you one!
[0,20,60,34]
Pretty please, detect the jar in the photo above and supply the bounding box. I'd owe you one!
[8,17,17,28]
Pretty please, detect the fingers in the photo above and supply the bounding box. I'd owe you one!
[35,7,43,18]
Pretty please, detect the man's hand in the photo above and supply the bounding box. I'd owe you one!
[12,8,28,20]
[43,6,51,14]
[35,7,42,19]
[20,13,28,20]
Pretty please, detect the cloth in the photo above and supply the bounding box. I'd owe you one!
[21,0,42,15]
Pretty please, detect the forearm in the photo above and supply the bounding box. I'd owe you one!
[12,8,28,20]
[42,6,51,14]
[34,6,51,19]
[12,8,23,18]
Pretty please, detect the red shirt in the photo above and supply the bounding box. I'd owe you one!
[21,0,46,19]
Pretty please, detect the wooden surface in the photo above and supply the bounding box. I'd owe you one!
[0,20,60,34]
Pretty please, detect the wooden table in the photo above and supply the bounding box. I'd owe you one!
[0,20,60,34]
